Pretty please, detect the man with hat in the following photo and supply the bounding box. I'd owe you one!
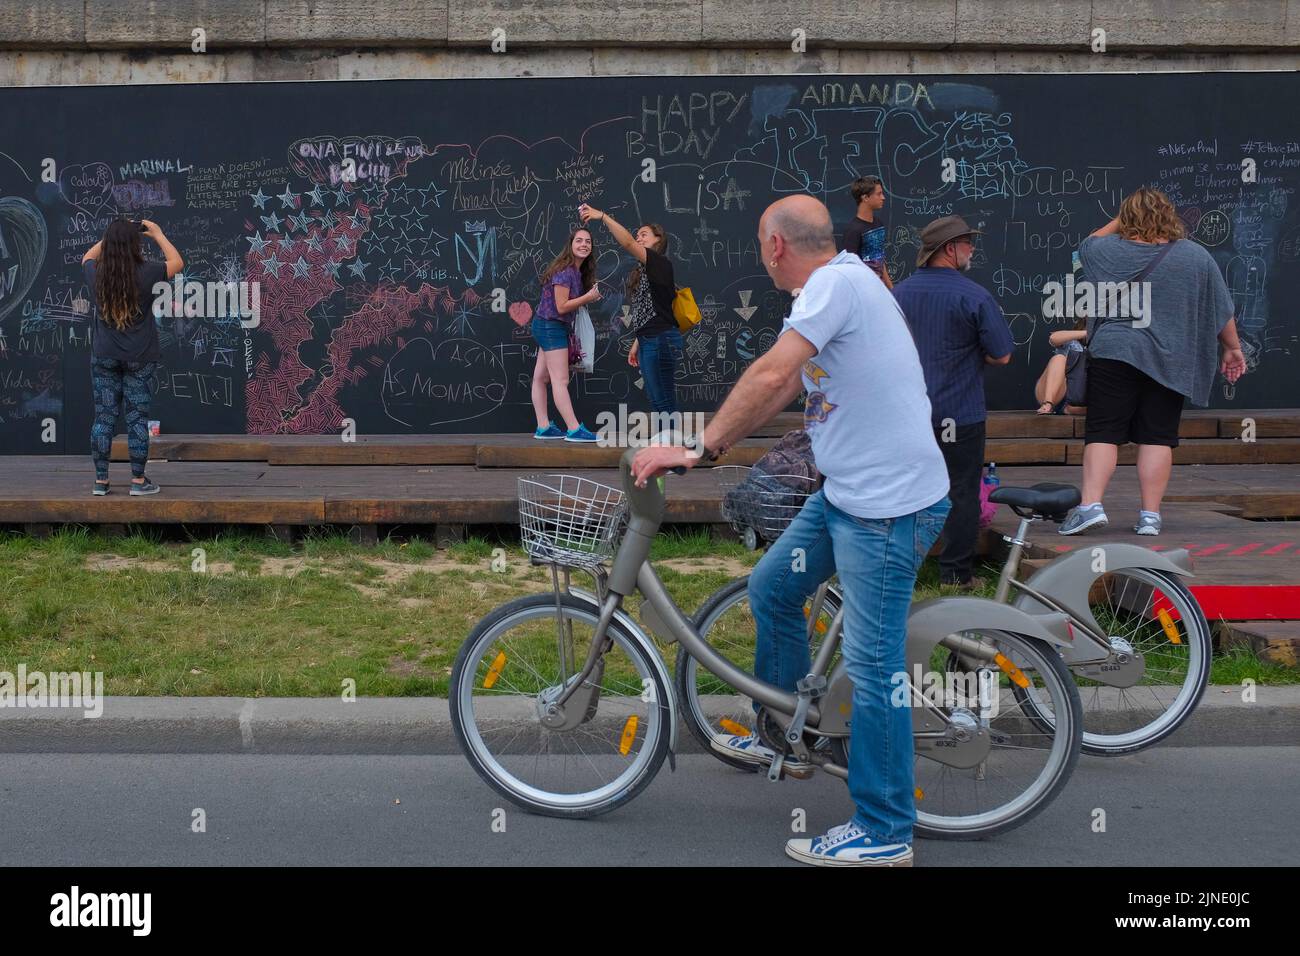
[893,215,1014,589]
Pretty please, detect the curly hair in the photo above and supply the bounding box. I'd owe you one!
[95,219,146,330]
[541,227,596,293]
[1117,187,1185,243]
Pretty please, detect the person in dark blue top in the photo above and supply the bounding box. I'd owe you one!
[892,215,1014,589]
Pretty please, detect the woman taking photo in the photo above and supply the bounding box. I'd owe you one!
[1059,187,1246,537]
[530,226,602,442]
[82,218,183,496]
[578,204,682,418]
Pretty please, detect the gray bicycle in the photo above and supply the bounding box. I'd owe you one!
[450,451,1084,838]
[680,477,1212,762]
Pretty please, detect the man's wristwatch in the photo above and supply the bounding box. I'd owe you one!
[684,436,719,462]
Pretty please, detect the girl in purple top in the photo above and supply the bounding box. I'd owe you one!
[530,227,603,441]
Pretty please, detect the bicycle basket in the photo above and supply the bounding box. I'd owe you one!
[716,464,818,544]
[518,474,627,568]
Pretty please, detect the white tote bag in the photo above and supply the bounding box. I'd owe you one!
[574,305,595,374]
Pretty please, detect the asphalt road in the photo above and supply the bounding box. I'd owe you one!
[1,747,1295,866]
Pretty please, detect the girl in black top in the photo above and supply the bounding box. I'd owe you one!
[81,218,184,496]
[579,205,682,417]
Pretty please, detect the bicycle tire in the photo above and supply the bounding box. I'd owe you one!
[451,591,671,819]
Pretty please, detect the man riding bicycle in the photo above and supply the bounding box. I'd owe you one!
[631,195,951,867]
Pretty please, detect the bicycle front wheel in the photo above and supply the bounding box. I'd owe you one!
[450,591,671,818]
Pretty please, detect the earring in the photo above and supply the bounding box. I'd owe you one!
[770,260,777,267]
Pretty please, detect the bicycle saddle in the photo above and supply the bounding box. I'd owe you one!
[988,482,1081,520]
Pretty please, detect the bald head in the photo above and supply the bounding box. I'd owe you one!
[760,195,836,255]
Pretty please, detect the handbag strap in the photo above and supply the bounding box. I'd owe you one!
[1133,239,1177,283]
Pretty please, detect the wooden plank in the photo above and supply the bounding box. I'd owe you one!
[986,412,1075,438]
[1216,621,1300,666]
[0,495,325,524]
[1214,412,1300,439]
[1069,416,1218,439]
[111,435,274,462]
[983,440,1068,464]
[268,442,477,466]
[474,439,774,469]
[1065,439,1300,466]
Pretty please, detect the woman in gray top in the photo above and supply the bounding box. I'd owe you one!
[1059,188,1246,537]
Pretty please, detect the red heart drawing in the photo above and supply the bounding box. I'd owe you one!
[508,301,532,326]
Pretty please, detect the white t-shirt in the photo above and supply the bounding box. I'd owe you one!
[781,251,949,519]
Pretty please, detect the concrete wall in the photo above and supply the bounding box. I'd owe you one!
[1,1,1298,86]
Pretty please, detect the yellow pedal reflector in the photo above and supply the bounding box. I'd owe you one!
[482,652,507,689]
[994,652,1031,689]
[915,788,924,801]
[719,718,749,736]
[1157,608,1182,644]
[619,716,639,755]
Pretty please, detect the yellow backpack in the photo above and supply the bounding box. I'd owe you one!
[672,286,703,332]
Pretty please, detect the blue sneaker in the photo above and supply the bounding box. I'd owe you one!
[533,421,565,440]
[786,821,913,867]
[710,731,812,775]
[92,479,110,496]
[563,424,598,443]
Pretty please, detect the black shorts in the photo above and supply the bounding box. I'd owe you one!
[1084,357,1185,447]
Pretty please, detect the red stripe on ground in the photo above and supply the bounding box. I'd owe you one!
[1052,544,1072,552]
[1262,542,1296,555]
[1148,544,1166,551]
[1194,544,1230,557]
[1153,586,1300,621]
[1228,543,1264,556]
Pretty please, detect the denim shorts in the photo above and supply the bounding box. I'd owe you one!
[531,317,570,352]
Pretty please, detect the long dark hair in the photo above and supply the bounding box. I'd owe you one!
[625,223,668,298]
[95,219,145,330]
[542,227,596,292]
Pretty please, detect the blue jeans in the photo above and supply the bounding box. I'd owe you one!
[749,490,951,845]
[637,328,682,415]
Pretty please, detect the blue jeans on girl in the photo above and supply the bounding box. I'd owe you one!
[637,328,682,415]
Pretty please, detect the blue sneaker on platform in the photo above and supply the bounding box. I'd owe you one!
[533,421,565,440]
[564,424,598,443]
[786,821,913,867]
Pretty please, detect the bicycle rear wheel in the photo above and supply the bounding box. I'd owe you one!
[676,576,840,770]
[905,629,1082,840]
[451,591,671,818]
[1021,568,1212,756]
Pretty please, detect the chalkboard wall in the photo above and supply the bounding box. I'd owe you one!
[2,73,1297,453]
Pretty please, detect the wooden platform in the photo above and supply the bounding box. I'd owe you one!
[108,409,1300,468]
[8,410,1299,637]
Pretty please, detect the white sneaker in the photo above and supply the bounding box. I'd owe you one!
[786,820,913,867]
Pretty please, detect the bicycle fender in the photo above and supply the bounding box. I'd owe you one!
[817,598,1075,737]
[906,597,1076,659]
[1012,544,1193,653]
[566,586,679,759]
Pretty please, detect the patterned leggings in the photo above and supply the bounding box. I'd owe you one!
[91,358,157,479]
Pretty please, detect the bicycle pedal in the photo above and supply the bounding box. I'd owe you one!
[781,764,815,781]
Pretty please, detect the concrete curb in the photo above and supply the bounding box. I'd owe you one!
[1,688,1297,754]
